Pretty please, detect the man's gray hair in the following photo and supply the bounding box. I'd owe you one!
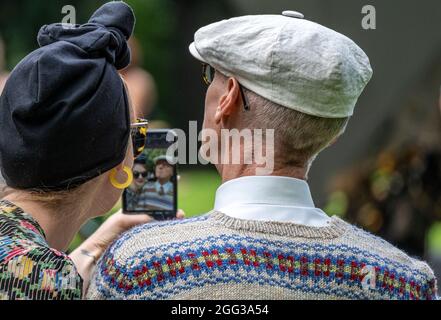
[243,87,350,167]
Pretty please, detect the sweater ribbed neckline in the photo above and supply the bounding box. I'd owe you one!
[208,211,348,239]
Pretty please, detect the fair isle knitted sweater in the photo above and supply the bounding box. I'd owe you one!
[86,212,438,300]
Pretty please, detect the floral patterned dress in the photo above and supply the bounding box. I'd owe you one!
[0,200,83,300]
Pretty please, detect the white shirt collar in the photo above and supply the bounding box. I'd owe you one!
[214,176,331,226]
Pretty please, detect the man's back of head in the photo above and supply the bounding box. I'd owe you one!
[87,11,438,300]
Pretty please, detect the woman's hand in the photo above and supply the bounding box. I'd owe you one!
[70,209,185,293]
[75,210,154,258]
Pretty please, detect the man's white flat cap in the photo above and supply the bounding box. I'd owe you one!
[189,11,373,118]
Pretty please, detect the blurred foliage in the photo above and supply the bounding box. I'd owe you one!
[0,0,106,67]
[324,145,441,258]
[125,0,177,123]
[0,0,178,124]
[428,222,441,254]
[178,169,221,216]
[323,191,348,217]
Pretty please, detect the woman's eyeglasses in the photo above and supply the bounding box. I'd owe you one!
[202,63,250,111]
[133,171,148,179]
[130,118,149,159]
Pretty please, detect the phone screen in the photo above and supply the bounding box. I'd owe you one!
[123,129,177,220]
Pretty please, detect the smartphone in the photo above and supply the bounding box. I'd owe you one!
[123,129,178,221]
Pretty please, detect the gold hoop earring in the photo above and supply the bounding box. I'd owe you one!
[109,166,133,190]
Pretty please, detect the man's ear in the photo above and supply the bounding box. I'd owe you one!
[214,77,241,125]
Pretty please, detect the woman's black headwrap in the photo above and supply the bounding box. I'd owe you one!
[0,2,135,190]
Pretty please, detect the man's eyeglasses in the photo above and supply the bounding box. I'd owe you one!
[130,118,149,159]
[202,63,250,111]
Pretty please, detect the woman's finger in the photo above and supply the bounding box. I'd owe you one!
[176,209,186,220]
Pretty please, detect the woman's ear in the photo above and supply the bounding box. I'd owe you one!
[116,162,125,171]
[214,77,241,125]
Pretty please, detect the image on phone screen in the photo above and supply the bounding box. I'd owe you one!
[123,129,177,220]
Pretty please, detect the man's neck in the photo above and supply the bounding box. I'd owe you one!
[4,193,90,251]
[218,164,309,184]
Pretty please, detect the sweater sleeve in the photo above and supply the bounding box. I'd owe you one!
[85,248,156,300]
[417,260,439,300]
[85,266,113,300]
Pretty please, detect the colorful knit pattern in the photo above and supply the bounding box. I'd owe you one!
[0,200,83,300]
[87,212,438,300]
